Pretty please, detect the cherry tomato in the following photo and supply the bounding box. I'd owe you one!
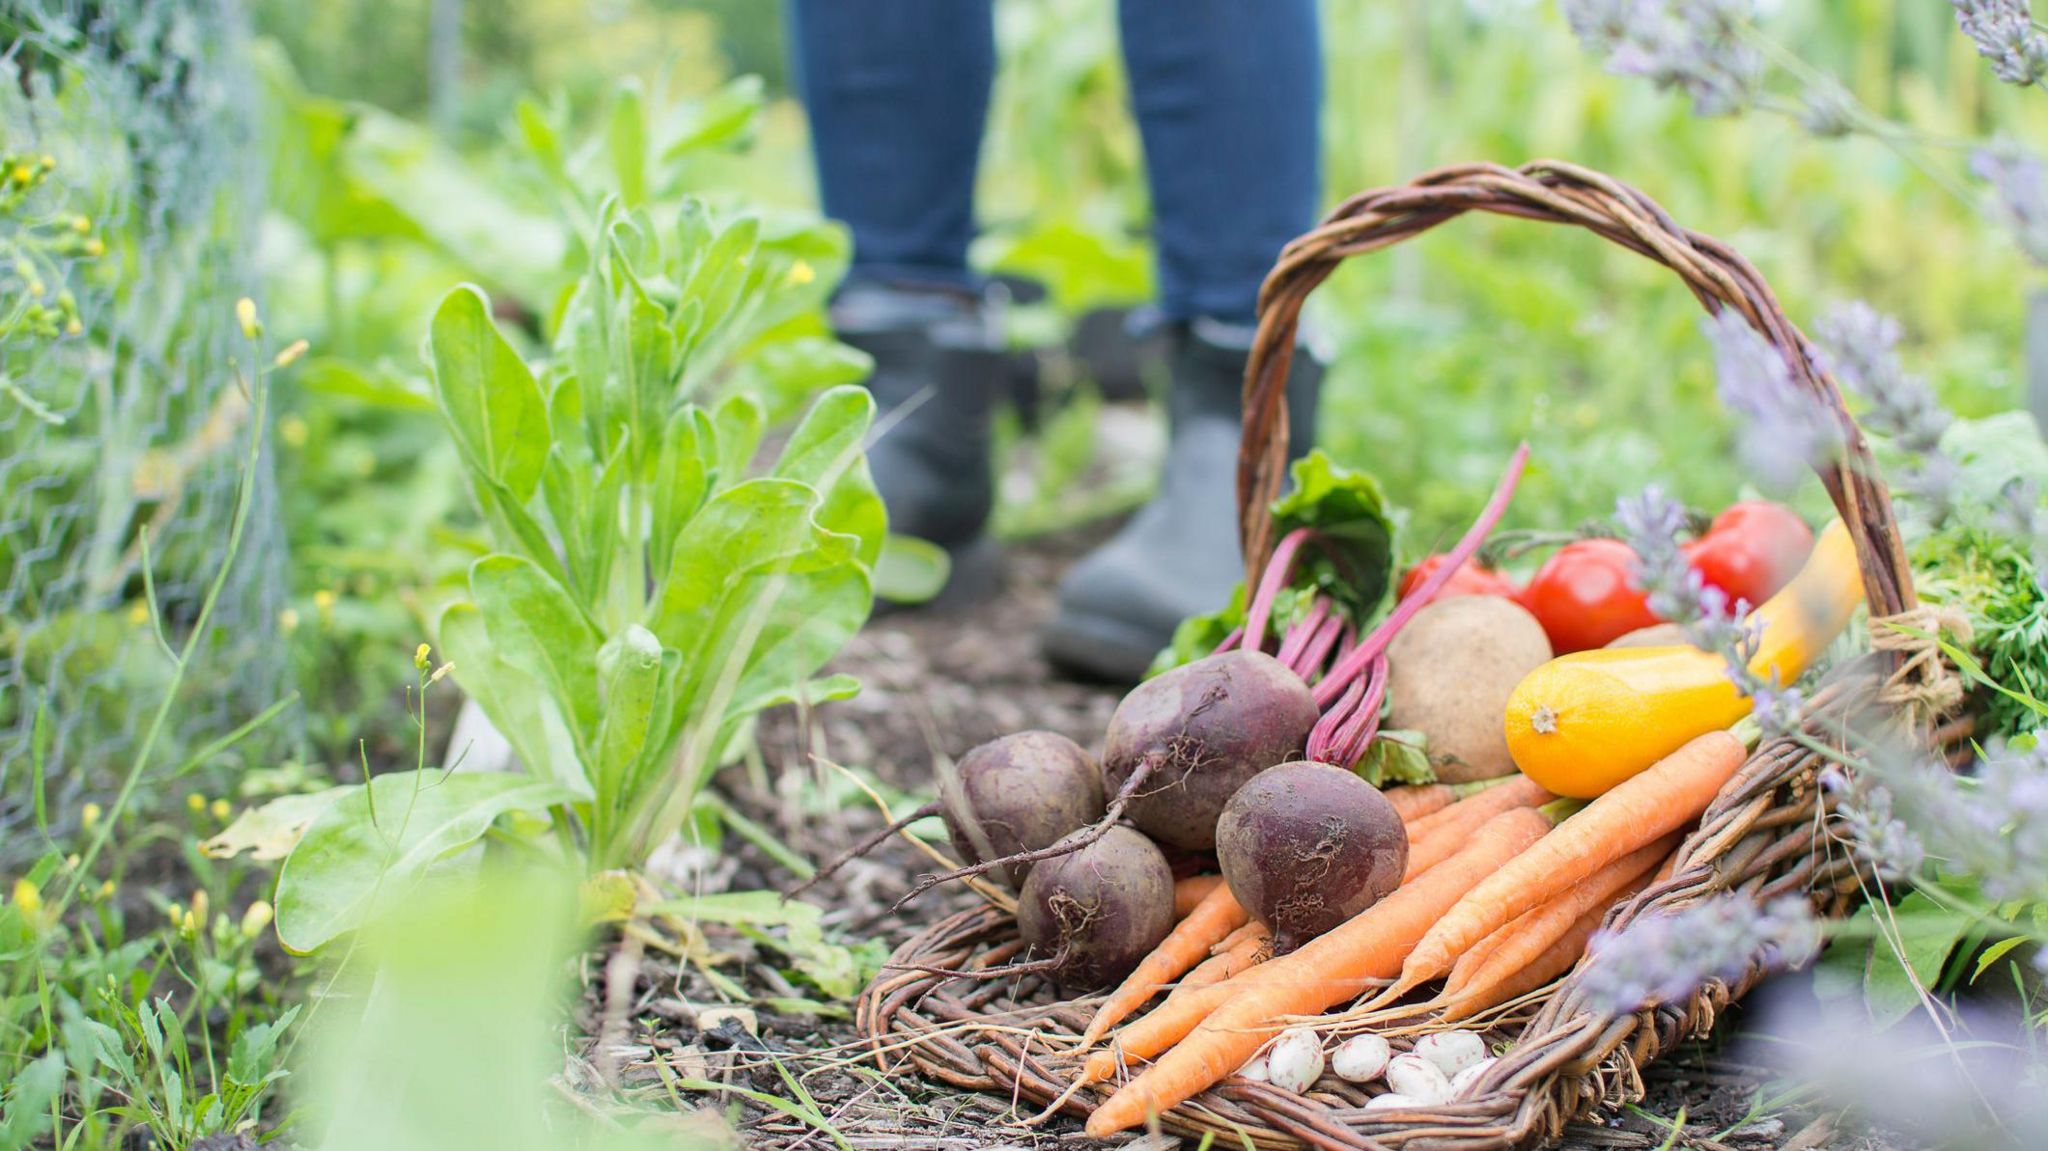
[1684,501,1814,608]
[1516,538,1661,653]
[1397,554,1518,602]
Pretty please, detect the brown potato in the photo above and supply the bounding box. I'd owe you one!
[1606,623,1687,648]
[1385,596,1553,783]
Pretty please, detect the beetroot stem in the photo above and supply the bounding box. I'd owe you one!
[1305,676,1366,763]
[1241,526,1317,652]
[1274,595,1332,672]
[1311,443,1529,709]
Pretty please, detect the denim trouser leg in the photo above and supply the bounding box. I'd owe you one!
[1118,0,1322,325]
[786,0,995,290]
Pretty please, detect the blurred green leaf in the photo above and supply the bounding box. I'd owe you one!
[274,771,573,953]
[873,535,952,605]
[428,286,550,504]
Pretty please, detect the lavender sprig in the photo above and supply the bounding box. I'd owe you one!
[1561,0,1763,116]
[1615,484,1795,733]
[1814,302,1951,454]
[1704,311,1841,494]
[1814,300,1959,523]
[1834,739,2048,908]
[1578,895,1819,1015]
[1970,143,2048,266]
[1951,0,2048,87]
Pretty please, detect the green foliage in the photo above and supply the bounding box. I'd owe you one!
[270,201,881,951]
[1152,450,1395,673]
[297,866,714,1150]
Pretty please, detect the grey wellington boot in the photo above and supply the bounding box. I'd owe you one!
[1041,318,1321,681]
[833,284,1005,606]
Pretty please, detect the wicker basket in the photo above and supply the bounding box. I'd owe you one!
[858,160,1947,1150]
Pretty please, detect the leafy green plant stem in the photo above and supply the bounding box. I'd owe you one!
[51,316,276,920]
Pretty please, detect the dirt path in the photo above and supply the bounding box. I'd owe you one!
[601,527,1894,1151]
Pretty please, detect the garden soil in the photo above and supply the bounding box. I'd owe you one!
[599,524,1907,1151]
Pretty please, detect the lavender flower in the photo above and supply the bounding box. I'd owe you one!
[1951,0,2048,86]
[1823,767,1928,881]
[1795,83,1858,139]
[1814,302,1951,454]
[1615,484,1798,732]
[1843,738,2048,905]
[1704,311,1841,494]
[1970,143,2048,265]
[1577,895,1819,1014]
[1561,0,1763,116]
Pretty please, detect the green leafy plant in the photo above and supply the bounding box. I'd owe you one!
[268,201,883,953]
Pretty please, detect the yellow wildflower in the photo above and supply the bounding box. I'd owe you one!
[236,297,261,339]
[210,798,231,821]
[787,260,816,286]
[81,802,102,829]
[240,901,273,937]
[185,793,205,814]
[278,607,301,634]
[11,878,40,918]
[414,643,431,670]
[126,602,150,626]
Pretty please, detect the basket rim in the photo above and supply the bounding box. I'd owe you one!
[1233,159,1918,665]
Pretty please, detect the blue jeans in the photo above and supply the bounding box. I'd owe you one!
[787,0,1322,326]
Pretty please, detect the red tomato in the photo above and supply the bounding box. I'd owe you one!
[1684,501,1814,608]
[1517,538,1661,653]
[1397,554,1518,602]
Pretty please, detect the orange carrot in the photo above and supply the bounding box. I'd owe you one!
[1082,806,1551,1136]
[1381,783,1456,824]
[1437,889,1628,1023]
[1173,927,1267,995]
[1080,883,1248,1047]
[1082,979,1237,1084]
[1442,832,1678,1000]
[1384,730,1744,1003]
[1403,774,1551,846]
[1400,775,1552,881]
[1173,875,1226,919]
[1213,921,1261,955]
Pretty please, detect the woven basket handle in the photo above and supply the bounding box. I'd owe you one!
[1238,160,1918,629]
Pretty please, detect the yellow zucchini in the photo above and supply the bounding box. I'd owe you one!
[1503,519,1863,798]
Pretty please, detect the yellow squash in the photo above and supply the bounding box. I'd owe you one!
[1503,518,1864,798]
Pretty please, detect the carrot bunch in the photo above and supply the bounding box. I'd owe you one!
[1078,729,1746,1137]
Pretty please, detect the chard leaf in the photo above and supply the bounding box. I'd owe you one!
[1354,730,1436,788]
[1268,450,1396,622]
[770,385,884,566]
[468,556,602,755]
[273,771,573,954]
[427,286,550,505]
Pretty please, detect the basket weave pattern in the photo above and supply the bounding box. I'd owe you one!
[859,161,1932,1150]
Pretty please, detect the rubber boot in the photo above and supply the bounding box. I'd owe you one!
[1042,318,1321,681]
[833,284,1004,606]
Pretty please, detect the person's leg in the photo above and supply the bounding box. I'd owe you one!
[788,1,1006,595]
[1044,0,1324,680]
[1118,0,1321,325]
[787,0,994,289]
